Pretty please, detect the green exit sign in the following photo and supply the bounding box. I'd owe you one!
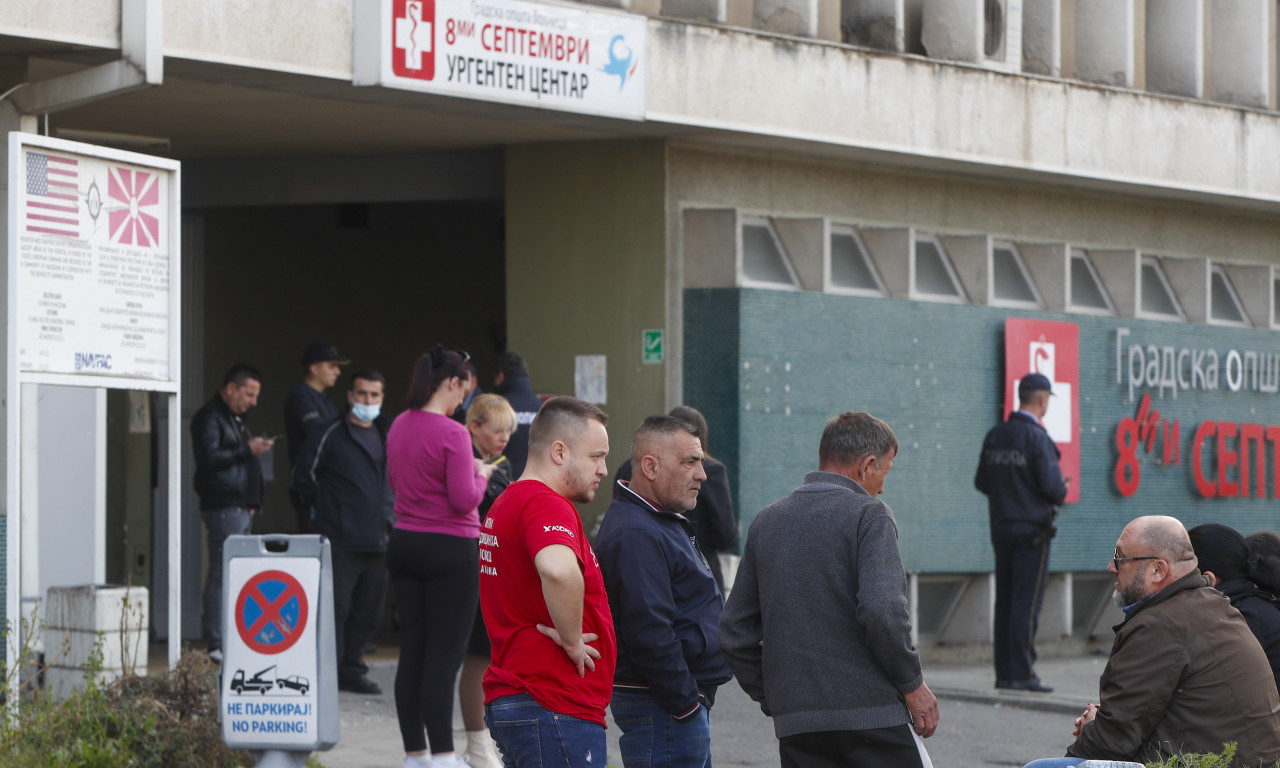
[642,329,664,364]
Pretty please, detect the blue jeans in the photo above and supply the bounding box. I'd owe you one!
[201,506,252,650]
[1022,759,1085,767]
[485,693,606,768]
[611,690,711,768]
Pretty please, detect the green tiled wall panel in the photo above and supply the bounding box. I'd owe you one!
[685,288,1280,574]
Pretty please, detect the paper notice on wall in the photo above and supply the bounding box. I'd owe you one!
[575,355,606,404]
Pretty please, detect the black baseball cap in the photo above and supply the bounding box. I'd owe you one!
[301,342,351,366]
[1018,372,1054,397]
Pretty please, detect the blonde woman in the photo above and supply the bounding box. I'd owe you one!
[457,393,518,768]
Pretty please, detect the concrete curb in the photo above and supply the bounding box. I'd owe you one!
[933,686,1089,716]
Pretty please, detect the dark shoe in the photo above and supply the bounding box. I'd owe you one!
[997,678,1053,693]
[339,676,382,695]
[363,642,378,655]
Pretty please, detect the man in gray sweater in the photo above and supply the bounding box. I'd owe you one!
[719,411,938,767]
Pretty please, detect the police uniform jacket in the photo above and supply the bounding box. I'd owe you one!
[974,411,1067,529]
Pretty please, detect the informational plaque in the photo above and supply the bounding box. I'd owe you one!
[8,134,180,386]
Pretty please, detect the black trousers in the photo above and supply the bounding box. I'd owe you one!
[779,724,931,768]
[331,547,387,683]
[992,523,1051,683]
[386,529,479,754]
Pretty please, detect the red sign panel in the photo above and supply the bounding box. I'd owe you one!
[392,0,436,81]
[235,570,309,655]
[1004,319,1080,503]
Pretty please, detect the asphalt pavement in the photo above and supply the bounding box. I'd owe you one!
[314,651,1111,768]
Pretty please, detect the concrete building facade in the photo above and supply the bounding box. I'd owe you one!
[3,0,1279,654]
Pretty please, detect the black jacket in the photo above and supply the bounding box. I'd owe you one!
[1217,577,1280,693]
[595,481,732,718]
[291,413,395,553]
[493,375,542,478]
[284,383,340,465]
[974,411,1068,529]
[191,394,260,510]
[613,458,738,590]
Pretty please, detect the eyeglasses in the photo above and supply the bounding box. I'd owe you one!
[1113,548,1160,570]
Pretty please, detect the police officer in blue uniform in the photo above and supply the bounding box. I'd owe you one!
[975,372,1068,693]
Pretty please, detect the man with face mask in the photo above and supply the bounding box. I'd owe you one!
[292,369,395,694]
[595,415,732,768]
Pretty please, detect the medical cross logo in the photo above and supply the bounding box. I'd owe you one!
[393,0,435,80]
[235,570,309,655]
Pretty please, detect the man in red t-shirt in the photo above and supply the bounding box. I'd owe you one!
[480,396,616,767]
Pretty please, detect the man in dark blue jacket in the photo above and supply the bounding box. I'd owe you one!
[292,369,394,694]
[492,352,543,478]
[596,415,731,768]
[975,372,1068,693]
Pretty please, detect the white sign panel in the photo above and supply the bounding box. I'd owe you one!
[575,354,606,404]
[354,0,647,120]
[8,134,178,385]
[223,557,320,747]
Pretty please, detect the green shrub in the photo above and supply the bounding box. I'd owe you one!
[0,650,255,768]
[1143,742,1272,768]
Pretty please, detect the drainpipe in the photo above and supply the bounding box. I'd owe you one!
[9,0,162,115]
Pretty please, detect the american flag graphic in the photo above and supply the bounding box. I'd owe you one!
[25,152,80,238]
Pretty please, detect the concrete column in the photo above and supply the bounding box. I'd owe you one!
[858,227,911,299]
[842,0,905,51]
[1145,0,1205,98]
[1088,249,1139,317]
[755,0,818,37]
[941,235,990,306]
[661,0,726,22]
[772,218,825,292]
[1023,0,1062,75]
[1159,256,1209,324]
[1222,264,1274,327]
[921,0,1021,71]
[921,0,984,64]
[1075,0,1143,87]
[1209,0,1277,109]
[1037,573,1071,640]
[816,0,841,41]
[682,209,738,289]
[1019,242,1069,312]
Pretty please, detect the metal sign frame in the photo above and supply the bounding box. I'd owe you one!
[5,132,183,685]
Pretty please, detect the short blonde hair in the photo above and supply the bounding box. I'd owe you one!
[466,393,518,433]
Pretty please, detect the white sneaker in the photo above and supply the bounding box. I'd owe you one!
[464,729,502,768]
[207,648,223,663]
[402,756,432,768]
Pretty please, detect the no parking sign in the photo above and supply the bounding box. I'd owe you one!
[221,535,339,754]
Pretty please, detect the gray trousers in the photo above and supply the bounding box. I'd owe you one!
[201,506,253,650]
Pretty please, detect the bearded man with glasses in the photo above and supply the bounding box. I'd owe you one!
[1022,515,1280,768]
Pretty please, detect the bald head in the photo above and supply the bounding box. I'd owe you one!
[1124,516,1197,575]
[1112,516,1199,607]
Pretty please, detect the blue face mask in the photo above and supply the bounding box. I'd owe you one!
[351,402,381,423]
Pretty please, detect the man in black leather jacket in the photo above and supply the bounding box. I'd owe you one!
[190,363,274,659]
[292,370,394,694]
[975,372,1068,694]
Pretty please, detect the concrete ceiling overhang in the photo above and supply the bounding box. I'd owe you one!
[7,35,1280,218]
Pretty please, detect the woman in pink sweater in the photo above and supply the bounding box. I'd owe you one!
[387,346,495,768]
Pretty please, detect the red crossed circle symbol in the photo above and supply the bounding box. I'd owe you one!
[235,570,308,655]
